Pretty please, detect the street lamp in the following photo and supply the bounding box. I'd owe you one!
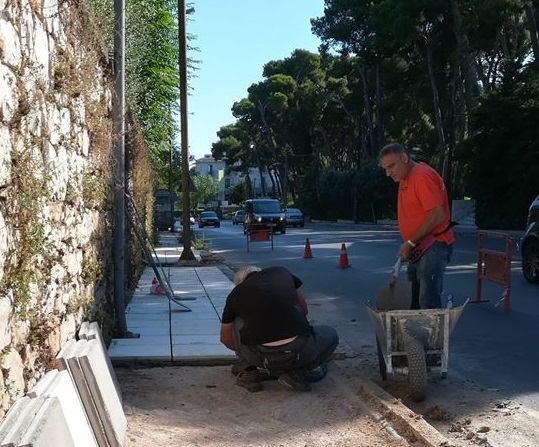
[178,0,195,261]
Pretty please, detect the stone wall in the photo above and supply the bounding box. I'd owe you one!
[0,0,153,416]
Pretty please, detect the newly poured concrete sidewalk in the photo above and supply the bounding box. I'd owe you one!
[108,236,236,363]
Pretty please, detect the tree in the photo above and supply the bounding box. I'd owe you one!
[88,0,199,187]
[191,175,218,208]
[228,182,246,206]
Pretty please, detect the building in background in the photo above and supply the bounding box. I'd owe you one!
[194,154,271,205]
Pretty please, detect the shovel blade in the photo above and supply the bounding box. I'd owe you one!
[375,281,412,311]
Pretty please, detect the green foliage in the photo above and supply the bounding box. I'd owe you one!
[191,174,218,208]
[303,161,396,222]
[465,69,539,229]
[229,182,246,206]
[87,0,198,186]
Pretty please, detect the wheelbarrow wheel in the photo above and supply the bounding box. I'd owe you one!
[404,334,427,402]
[376,336,387,381]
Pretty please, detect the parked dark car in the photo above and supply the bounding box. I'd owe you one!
[244,198,286,234]
[232,209,245,225]
[154,211,173,231]
[198,211,220,228]
[285,208,305,227]
[521,194,539,283]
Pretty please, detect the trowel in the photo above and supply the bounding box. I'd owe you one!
[375,258,412,311]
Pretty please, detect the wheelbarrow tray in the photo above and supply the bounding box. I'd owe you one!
[365,300,468,377]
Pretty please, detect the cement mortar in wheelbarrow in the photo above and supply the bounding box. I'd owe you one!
[366,259,469,401]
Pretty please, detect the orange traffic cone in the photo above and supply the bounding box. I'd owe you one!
[150,277,164,294]
[337,243,351,269]
[303,238,313,259]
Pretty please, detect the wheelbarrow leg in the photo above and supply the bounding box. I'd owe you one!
[376,336,387,381]
[440,311,450,379]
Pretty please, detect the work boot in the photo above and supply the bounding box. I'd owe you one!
[426,354,441,367]
[278,371,311,392]
[231,364,279,381]
[235,368,263,393]
[231,362,247,376]
[303,363,328,383]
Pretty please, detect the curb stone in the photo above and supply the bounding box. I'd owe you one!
[355,373,462,447]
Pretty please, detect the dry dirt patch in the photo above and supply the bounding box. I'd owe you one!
[117,360,427,447]
[370,366,539,447]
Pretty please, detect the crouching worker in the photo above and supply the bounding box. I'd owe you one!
[220,266,339,392]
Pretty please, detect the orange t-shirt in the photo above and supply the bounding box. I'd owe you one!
[398,163,454,245]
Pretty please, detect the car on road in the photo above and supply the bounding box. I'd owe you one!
[521,194,539,283]
[198,211,220,228]
[244,198,286,234]
[232,209,245,225]
[172,214,196,232]
[155,211,173,231]
[285,208,305,227]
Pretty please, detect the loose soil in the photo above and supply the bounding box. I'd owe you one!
[361,356,539,447]
[117,359,426,447]
[117,353,539,447]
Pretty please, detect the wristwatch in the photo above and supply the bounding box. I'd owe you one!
[406,239,417,248]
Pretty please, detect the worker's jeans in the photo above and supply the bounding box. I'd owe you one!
[407,242,453,309]
[232,319,339,374]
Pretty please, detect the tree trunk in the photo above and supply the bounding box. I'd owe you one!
[425,38,447,176]
[257,165,267,197]
[450,0,479,133]
[375,60,384,152]
[359,65,376,159]
[525,3,539,62]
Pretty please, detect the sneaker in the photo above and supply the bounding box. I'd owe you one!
[303,364,328,383]
[236,368,263,393]
[278,371,311,392]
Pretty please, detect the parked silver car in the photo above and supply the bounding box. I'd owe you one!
[232,209,245,225]
[285,208,305,227]
[172,214,195,232]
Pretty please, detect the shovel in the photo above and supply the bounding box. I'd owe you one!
[375,258,412,311]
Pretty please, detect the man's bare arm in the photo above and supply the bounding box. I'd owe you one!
[220,323,235,350]
[296,288,308,315]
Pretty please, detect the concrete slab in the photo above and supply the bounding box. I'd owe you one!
[27,369,97,447]
[108,337,174,361]
[0,397,46,447]
[26,370,59,399]
[84,322,123,406]
[79,339,127,447]
[18,397,76,447]
[55,339,78,371]
[109,265,234,363]
[0,396,32,444]
[78,321,90,339]
[57,340,109,447]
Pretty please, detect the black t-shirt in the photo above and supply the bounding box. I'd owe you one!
[221,266,310,346]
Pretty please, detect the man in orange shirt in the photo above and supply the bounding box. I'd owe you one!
[379,143,454,309]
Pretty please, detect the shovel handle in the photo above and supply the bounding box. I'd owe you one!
[389,258,402,285]
[391,258,402,276]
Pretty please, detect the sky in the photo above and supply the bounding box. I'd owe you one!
[187,0,326,161]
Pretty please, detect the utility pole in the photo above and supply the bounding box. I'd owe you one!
[178,0,195,260]
[169,140,174,232]
[112,0,127,335]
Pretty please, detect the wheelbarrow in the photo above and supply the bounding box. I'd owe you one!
[365,259,468,402]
